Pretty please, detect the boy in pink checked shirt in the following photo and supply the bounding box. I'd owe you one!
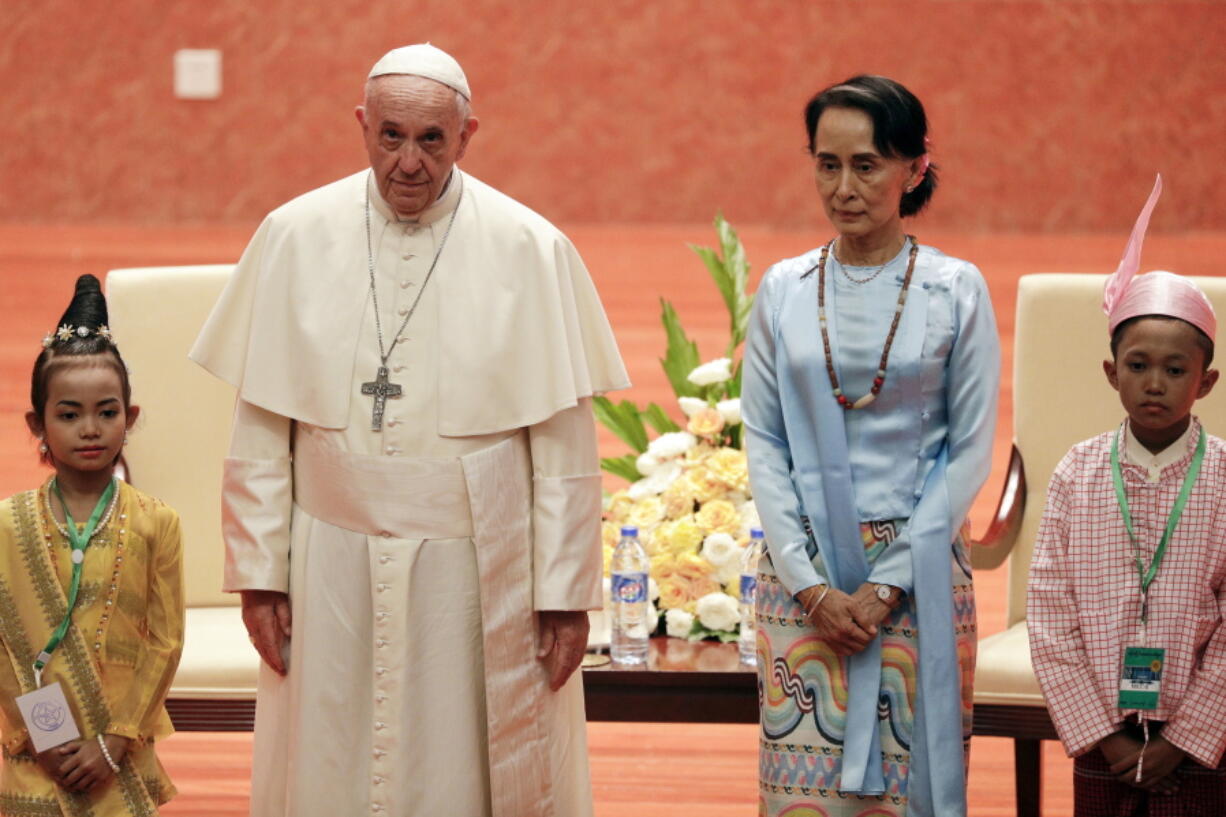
[1028,177,1225,816]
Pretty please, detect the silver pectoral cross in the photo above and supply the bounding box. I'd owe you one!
[361,366,402,431]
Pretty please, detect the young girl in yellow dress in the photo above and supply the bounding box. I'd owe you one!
[0,274,184,816]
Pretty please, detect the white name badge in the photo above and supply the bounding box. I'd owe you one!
[15,682,80,754]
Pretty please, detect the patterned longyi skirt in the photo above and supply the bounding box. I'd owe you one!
[755,520,976,817]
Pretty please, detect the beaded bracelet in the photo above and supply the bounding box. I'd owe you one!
[97,734,121,774]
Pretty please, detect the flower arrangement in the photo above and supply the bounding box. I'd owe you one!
[596,215,758,642]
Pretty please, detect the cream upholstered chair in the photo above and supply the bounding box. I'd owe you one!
[970,273,1226,817]
[106,265,257,729]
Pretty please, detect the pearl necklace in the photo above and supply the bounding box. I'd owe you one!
[817,236,918,410]
[45,478,119,543]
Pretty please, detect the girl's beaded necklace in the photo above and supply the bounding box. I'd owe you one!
[45,477,119,544]
[816,236,919,410]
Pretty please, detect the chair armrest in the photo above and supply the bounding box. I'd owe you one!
[970,444,1026,571]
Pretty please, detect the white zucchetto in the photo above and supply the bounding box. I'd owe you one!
[368,43,471,100]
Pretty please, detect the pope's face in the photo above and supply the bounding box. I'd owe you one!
[356,76,478,219]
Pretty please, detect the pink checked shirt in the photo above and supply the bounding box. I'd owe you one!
[1028,418,1226,767]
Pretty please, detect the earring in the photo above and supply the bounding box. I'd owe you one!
[123,432,128,446]
[39,441,48,454]
[905,185,915,194]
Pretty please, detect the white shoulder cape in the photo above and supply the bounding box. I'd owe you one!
[190,170,630,435]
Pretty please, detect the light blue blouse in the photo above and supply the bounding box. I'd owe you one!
[744,241,1000,596]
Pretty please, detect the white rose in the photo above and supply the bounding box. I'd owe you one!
[647,431,698,460]
[687,357,733,386]
[694,592,741,632]
[678,396,708,417]
[716,398,742,425]
[737,499,760,537]
[665,608,695,639]
[636,451,662,476]
[627,460,682,500]
[700,532,740,571]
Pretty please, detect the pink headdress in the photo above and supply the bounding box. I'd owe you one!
[1103,174,1217,341]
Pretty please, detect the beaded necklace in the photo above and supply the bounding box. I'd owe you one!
[817,236,919,410]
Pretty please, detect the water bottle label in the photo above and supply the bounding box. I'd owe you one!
[740,574,757,602]
[611,572,648,603]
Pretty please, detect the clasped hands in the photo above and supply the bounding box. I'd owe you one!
[241,590,588,692]
[795,582,901,656]
[35,734,130,793]
[1096,731,1186,795]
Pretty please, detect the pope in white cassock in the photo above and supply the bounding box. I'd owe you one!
[189,44,629,817]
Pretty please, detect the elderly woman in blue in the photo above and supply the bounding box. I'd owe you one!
[744,75,1000,817]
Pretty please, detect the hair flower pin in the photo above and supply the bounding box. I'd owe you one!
[97,325,112,341]
[56,325,74,342]
[41,333,55,348]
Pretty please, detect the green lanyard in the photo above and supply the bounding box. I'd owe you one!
[1110,426,1205,624]
[32,478,116,686]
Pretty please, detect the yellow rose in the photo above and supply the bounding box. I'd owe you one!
[664,517,704,557]
[686,407,725,438]
[656,576,690,610]
[627,496,665,531]
[675,552,717,584]
[661,478,699,519]
[605,491,635,523]
[696,499,741,536]
[684,468,727,504]
[706,447,750,492]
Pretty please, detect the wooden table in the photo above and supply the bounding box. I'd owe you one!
[582,638,756,723]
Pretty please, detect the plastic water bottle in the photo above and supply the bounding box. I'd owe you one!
[610,525,650,665]
[739,528,764,665]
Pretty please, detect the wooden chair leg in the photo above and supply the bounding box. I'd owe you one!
[1014,738,1042,817]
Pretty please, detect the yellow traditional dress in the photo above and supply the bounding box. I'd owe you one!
[0,479,184,816]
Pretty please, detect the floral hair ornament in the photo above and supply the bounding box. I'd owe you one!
[45,324,115,347]
[1102,173,1216,341]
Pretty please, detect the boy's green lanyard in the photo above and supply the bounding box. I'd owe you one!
[32,478,116,687]
[1110,426,1205,628]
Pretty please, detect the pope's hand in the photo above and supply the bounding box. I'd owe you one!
[537,610,589,692]
[241,590,292,676]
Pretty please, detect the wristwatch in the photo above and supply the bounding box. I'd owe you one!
[874,583,896,605]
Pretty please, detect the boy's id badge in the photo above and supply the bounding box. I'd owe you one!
[1118,646,1164,710]
[15,682,80,753]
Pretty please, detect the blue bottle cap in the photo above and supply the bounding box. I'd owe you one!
[620,525,639,537]
[750,527,764,539]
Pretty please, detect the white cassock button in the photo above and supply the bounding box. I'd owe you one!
[385,417,400,427]
[377,583,389,593]
[399,277,413,287]
[71,550,85,564]
[921,411,930,420]
[373,748,386,759]
[914,489,923,499]
[376,693,388,703]
[379,555,391,564]
[377,639,388,648]
[373,776,385,785]
[397,306,408,316]
[377,610,390,621]
[392,364,405,373]
[385,446,401,455]
[376,666,388,676]
[372,805,385,813]
[375,721,387,731]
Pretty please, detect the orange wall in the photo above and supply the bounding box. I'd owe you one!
[2,0,1224,233]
